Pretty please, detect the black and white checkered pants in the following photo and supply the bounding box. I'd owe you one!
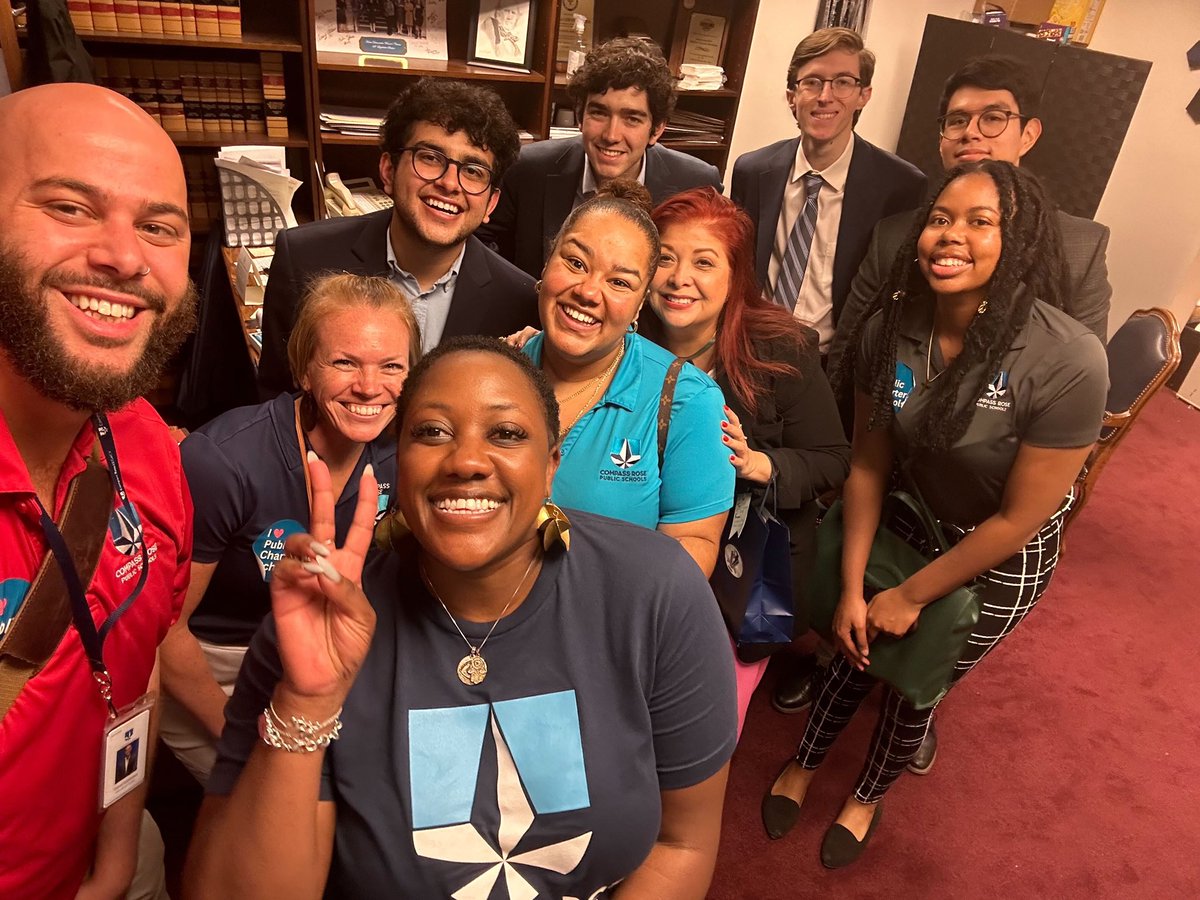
[794,495,1072,804]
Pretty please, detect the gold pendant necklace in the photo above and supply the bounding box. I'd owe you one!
[556,341,626,438]
[421,552,539,686]
[924,325,944,387]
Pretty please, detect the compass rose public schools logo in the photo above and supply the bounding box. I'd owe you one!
[599,438,647,483]
[409,690,616,899]
[976,369,1012,411]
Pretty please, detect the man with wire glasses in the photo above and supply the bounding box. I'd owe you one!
[731,27,926,358]
[822,53,1112,778]
[257,78,537,397]
[829,54,1112,376]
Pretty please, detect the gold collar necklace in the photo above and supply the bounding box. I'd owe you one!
[420,552,539,686]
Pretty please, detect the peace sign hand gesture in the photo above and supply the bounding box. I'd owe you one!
[269,455,379,712]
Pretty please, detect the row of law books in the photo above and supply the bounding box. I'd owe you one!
[68,0,241,38]
[181,153,221,233]
[93,53,288,140]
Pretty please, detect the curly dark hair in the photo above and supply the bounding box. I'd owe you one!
[566,37,676,128]
[378,78,521,183]
[832,160,1068,452]
[396,335,560,448]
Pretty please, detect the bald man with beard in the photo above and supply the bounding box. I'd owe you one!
[0,84,197,899]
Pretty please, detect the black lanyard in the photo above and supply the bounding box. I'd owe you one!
[33,414,148,717]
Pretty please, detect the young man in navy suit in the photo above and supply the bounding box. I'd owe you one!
[731,28,926,358]
[477,37,722,278]
[257,78,538,397]
[731,28,925,720]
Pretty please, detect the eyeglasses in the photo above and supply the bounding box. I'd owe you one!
[937,109,1027,140]
[395,146,495,195]
[788,75,864,99]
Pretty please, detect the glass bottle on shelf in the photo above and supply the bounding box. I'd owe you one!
[566,15,588,76]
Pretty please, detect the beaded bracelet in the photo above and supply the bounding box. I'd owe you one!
[258,701,343,752]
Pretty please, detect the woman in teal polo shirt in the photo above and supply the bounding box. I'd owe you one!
[523,181,733,577]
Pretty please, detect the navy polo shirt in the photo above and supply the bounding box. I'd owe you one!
[182,392,396,645]
[524,333,733,530]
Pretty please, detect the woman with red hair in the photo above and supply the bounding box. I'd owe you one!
[644,186,850,732]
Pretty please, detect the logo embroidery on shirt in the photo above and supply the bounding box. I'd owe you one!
[108,504,143,556]
[609,439,642,469]
[976,370,1013,411]
[599,438,648,483]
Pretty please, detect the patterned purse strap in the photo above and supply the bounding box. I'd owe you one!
[656,358,685,470]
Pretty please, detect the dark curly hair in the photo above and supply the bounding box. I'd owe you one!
[832,160,1068,452]
[566,37,676,128]
[379,78,521,183]
[396,335,560,448]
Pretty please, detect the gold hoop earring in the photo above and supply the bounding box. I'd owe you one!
[977,298,989,314]
[536,499,571,552]
[373,508,410,553]
[534,279,543,295]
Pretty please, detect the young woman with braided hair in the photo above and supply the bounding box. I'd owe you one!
[760,160,1108,867]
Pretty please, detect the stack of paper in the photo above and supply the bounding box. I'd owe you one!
[319,105,385,136]
[678,64,725,91]
[661,109,725,143]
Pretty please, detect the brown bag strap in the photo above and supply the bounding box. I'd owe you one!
[657,358,685,470]
[0,453,114,720]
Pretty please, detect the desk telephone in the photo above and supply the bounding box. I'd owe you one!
[324,173,394,217]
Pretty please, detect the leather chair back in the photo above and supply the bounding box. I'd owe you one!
[1070,307,1181,521]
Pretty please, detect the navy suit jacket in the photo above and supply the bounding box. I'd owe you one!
[257,210,538,397]
[477,139,723,277]
[730,133,927,328]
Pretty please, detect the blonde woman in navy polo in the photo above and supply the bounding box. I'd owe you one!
[158,274,419,783]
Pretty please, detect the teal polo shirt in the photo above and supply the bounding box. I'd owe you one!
[525,333,734,530]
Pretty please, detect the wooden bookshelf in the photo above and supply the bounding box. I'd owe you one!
[4,0,760,220]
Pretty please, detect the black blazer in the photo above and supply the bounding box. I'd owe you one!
[639,314,850,624]
[730,133,927,327]
[477,139,723,277]
[257,210,538,397]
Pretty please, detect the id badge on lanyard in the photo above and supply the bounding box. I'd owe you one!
[32,413,156,809]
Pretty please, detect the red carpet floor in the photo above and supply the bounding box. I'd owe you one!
[710,391,1200,899]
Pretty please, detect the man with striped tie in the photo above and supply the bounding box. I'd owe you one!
[730,27,925,720]
[731,27,925,359]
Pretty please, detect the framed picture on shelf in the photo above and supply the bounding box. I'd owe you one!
[314,0,449,62]
[667,0,734,74]
[468,0,538,72]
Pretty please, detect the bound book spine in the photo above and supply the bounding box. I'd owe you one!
[179,0,197,35]
[159,0,183,34]
[155,59,186,133]
[193,0,219,37]
[181,62,204,135]
[138,0,165,35]
[91,0,120,32]
[67,0,95,32]
[114,0,140,32]
[128,57,162,124]
[216,0,241,38]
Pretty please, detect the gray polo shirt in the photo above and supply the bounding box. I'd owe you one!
[857,298,1108,526]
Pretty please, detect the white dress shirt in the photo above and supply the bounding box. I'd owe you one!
[767,137,855,351]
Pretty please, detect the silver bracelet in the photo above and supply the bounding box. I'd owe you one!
[259,701,343,752]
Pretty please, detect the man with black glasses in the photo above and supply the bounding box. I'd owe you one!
[731,27,926,358]
[828,54,1112,374]
[257,78,537,397]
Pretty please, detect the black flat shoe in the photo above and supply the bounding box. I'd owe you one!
[771,655,821,714]
[820,804,882,869]
[761,760,805,840]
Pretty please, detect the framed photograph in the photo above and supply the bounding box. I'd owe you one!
[469,0,537,72]
[314,0,449,63]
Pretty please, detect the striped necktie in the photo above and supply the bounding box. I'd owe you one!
[771,172,824,312]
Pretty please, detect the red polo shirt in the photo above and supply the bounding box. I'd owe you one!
[0,399,191,899]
